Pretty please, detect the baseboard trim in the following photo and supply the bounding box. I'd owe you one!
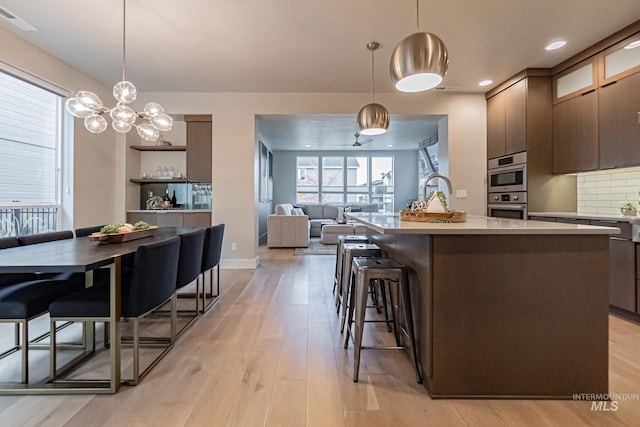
[220,256,259,269]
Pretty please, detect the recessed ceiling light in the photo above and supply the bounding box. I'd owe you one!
[304,144,311,148]
[478,80,493,87]
[545,40,566,51]
[624,40,640,50]
[387,144,393,147]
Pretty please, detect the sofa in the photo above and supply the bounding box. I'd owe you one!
[294,203,379,237]
[267,203,310,248]
[267,203,379,247]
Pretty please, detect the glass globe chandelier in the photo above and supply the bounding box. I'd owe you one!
[65,0,172,141]
[389,0,449,92]
[356,42,390,136]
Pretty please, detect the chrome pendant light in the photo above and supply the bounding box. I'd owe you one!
[389,0,449,92]
[357,42,390,136]
[65,0,172,141]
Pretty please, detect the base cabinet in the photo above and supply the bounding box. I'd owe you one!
[611,238,636,312]
[126,211,211,228]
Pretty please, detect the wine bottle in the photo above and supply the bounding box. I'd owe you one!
[163,189,170,202]
[171,190,177,207]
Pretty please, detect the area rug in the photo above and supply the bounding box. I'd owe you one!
[294,240,337,255]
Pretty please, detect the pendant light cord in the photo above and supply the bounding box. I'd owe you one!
[416,0,420,31]
[122,0,127,82]
[371,47,375,103]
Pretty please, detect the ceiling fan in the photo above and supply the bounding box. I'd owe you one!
[352,132,373,147]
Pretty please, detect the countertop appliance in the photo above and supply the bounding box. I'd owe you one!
[487,191,528,220]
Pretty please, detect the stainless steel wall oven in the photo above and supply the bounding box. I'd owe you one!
[488,152,527,193]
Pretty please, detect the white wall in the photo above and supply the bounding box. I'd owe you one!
[0,26,118,229]
[132,91,487,267]
[2,25,488,269]
[577,166,640,215]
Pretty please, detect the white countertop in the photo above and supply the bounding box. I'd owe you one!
[347,212,620,235]
[127,209,211,213]
[529,211,640,223]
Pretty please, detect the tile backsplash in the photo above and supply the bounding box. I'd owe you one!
[577,166,640,215]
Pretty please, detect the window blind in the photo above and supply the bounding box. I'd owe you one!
[0,71,60,205]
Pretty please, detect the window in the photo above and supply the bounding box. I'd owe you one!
[0,71,62,236]
[296,156,319,203]
[296,155,394,212]
[321,156,344,203]
[346,156,368,204]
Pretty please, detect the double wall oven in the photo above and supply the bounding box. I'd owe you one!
[487,152,527,220]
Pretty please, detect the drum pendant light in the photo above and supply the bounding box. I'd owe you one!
[357,42,390,136]
[389,0,449,92]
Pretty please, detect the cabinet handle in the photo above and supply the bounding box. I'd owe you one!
[581,88,596,96]
[601,81,618,88]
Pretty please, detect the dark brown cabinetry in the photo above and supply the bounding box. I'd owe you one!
[532,215,638,314]
[551,26,640,172]
[611,238,636,312]
[185,115,212,182]
[486,78,527,159]
[598,72,640,169]
[552,90,599,173]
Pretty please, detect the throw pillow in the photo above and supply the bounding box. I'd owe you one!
[292,208,304,215]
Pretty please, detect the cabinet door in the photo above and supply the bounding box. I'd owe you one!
[486,90,506,159]
[505,79,527,155]
[611,238,636,312]
[600,34,640,85]
[598,72,640,168]
[186,119,212,182]
[183,212,211,228]
[126,212,157,226]
[552,91,598,173]
[553,60,596,103]
[156,212,184,227]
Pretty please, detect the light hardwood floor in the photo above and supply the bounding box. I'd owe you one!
[1,246,640,426]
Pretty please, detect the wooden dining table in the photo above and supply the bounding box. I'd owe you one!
[0,226,193,395]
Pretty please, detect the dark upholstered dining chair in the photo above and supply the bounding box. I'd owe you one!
[0,237,19,250]
[0,234,82,383]
[49,236,181,385]
[17,230,74,246]
[174,229,205,334]
[74,225,105,238]
[199,224,225,313]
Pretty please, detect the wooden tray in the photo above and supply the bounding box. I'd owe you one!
[400,210,467,223]
[89,226,158,244]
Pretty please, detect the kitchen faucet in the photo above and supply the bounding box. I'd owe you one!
[423,173,453,201]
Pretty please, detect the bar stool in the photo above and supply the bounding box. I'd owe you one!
[334,235,369,306]
[344,257,421,383]
[339,243,382,333]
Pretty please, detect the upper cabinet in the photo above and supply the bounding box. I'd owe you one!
[552,89,599,173]
[486,72,550,160]
[599,33,640,84]
[551,23,640,173]
[185,115,213,182]
[552,59,597,103]
[598,35,640,169]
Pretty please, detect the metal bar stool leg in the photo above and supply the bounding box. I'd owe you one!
[352,271,370,382]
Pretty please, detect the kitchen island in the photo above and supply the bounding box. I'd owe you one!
[346,212,618,398]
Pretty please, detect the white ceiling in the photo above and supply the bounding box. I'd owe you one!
[2,0,639,150]
[256,114,441,151]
